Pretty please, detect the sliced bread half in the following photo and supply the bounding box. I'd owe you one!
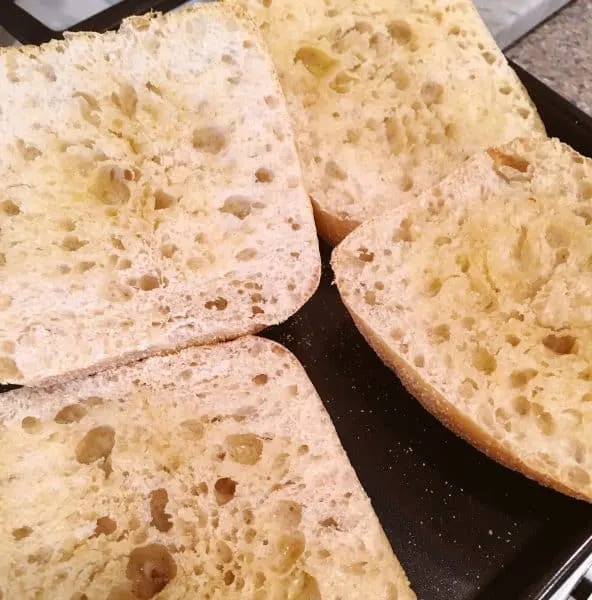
[226,0,546,244]
[332,137,592,501]
[0,6,320,386]
[0,336,415,599]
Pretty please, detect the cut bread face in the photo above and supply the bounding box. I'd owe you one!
[226,0,546,244]
[0,336,415,600]
[333,137,592,502]
[0,6,320,386]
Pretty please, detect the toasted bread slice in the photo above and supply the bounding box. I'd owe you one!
[0,336,415,599]
[333,137,592,501]
[226,0,546,244]
[0,6,320,386]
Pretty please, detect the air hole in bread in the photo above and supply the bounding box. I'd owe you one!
[455,254,470,273]
[390,328,405,341]
[1,199,20,216]
[505,334,521,347]
[472,346,497,375]
[244,528,257,545]
[179,419,204,441]
[572,441,587,465]
[154,189,176,210]
[356,247,374,262]
[481,51,496,65]
[75,261,96,273]
[542,334,577,356]
[499,84,512,95]
[458,378,478,399]
[75,425,115,464]
[392,218,413,242]
[533,405,556,436]
[252,306,265,316]
[384,117,405,155]
[220,196,251,220]
[145,80,163,97]
[287,217,302,231]
[294,46,338,77]
[215,477,237,505]
[55,217,76,232]
[94,516,117,537]
[111,83,138,119]
[420,82,444,106]
[240,508,255,526]
[138,274,160,291]
[21,415,42,434]
[204,296,228,312]
[425,278,442,297]
[413,354,425,368]
[150,488,173,532]
[192,126,227,154]
[325,160,347,180]
[61,235,87,252]
[12,526,33,540]
[495,407,510,425]
[582,393,592,403]
[186,257,204,271]
[544,224,569,248]
[510,368,538,388]
[330,71,358,94]
[126,544,177,599]
[54,403,87,424]
[273,532,306,573]
[512,395,531,416]
[430,323,450,343]
[0,356,22,380]
[226,434,263,465]
[255,167,274,183]
[389,67,410,91]
[114,258,130,271]
[387,20,412,44]
[160,244,177,259]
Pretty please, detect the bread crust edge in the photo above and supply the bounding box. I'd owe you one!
[336,293,591,503]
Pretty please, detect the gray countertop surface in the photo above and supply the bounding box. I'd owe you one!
[0,1,591,116]
[507,0,592,116]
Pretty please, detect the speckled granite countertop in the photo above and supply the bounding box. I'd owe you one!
[508,0,592,115]
[0,0,591,115]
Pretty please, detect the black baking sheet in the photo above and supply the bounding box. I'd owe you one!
[265,63,592,600]
[0,10,591,597]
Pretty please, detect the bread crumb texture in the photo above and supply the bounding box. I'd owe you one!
[227,0,545,238]
[333,138,592,501]
[0,337,414,599]
[0,6,319,385]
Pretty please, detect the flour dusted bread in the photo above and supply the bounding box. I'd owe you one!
[226,0,545,244]
[0,6,320,386]
[333,137,592,501]
[0,336,414,599]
